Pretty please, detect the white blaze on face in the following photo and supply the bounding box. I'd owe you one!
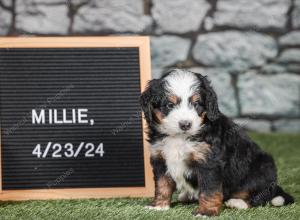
[160,70,203,136]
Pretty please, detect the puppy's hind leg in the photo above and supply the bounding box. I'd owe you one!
[243,153,278,207]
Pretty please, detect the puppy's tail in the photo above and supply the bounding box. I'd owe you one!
[271,185,294,207]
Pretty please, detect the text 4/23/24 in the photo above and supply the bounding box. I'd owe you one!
[32,142,104,158]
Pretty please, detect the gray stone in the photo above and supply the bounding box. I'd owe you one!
[192,31,277,72]
[286,64,300,74]
[292,0,300,28]
[151,36,191,69]
[0,0,13,8]
[69,0,90,5]
[204,17,214,31]
[273,119,300,133]
[279,31,300,46]
[152,0,210,34]
[234,118,272,133]
[213,0,290,30]
[261,64,287,74]
[238,71,300,117]
[0,7,11,35]
[1,0,12,7]
[262,63,300,74]
[73,0,152,33]
[16,0,69,34]
[152,68,164,79]
[189,67,238,117]
[278,49,300,63]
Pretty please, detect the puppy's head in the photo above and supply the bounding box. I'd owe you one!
[140,69,220,136]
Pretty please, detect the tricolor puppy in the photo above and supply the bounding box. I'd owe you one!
[140,69,294,217]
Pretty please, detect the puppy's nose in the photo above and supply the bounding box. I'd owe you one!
[179,120,192,131]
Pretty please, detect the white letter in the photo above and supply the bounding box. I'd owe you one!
[72,109,76,123]
[78,109,88,123]
[54,109,63,124]
[49,109,52,124]
[32,109,45,124]
[63,109,72,124]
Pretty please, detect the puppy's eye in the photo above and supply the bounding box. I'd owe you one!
[193,102,203,109]
[193,102,200,108]
[166,102,175,109]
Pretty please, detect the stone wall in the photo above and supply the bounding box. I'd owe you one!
[0,0,299,133]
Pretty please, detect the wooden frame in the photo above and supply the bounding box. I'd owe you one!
[0,37,154,201]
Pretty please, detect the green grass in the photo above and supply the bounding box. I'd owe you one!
[0,133,299,220]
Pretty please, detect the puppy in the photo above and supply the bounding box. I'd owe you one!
[140,69,294,217]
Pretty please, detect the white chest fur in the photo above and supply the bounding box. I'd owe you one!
[151,136,203,197]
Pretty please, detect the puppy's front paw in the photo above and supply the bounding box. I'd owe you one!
[194,213,208,218]
[193,210,208,218]
[193,208,219,217]
[145,205,170,211]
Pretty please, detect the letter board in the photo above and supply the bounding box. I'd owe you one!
[0,37,153,200]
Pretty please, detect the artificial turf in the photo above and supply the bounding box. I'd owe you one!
[0,133,299,220]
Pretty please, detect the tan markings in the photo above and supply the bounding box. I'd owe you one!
[200,112,206,124]
[150,149,165,160]
[186,142,211,163]
[191,94,200,103]
[196,192,223,216]
[153,109,164,123]
[232,191,249,200]
[152,175,176,207]
[168,95,179,104]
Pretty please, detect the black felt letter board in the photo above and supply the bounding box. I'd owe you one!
[0,48,145,190]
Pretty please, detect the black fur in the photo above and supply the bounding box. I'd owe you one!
[140,78,168,143]
[140,69,294,214]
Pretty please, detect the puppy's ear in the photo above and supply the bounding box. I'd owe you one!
[140,79,162,124]
[200,76,220,121]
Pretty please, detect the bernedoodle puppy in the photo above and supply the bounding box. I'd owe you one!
[140,69,294,217]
